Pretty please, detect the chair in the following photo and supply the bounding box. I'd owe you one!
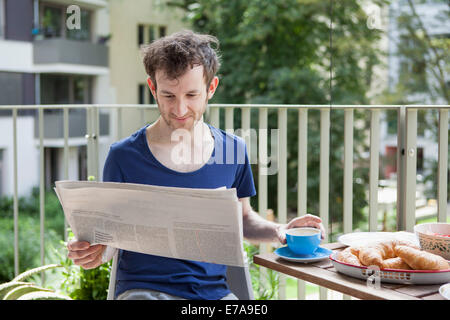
[106,250,254,300]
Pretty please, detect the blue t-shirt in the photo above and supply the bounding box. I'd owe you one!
[102,123,256,300]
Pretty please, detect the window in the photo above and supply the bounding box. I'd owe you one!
[42,5,63,38]
[66,9,91,41]
[140,24,167,46]
[0,0,4,38]
[40,3,92,41]
[139,84,156,104]
[148,88,155,104]
[149,26,155,43]
[159,26,166,38]
[138,24,144,46]
[138,84,146,104]
[41,74,92,107]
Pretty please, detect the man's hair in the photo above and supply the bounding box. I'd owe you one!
[141,29,221,90]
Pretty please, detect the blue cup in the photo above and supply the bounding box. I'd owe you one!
[286,227,321,255]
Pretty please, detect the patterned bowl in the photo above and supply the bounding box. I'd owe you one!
[414,223,450,260]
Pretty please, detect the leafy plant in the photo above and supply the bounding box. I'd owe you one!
[58,230,112,300]
[0,216,61,283]
[0,264,72,300]
[244,241,279,300]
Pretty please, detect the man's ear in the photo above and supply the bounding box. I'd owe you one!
[207,76,219,100]
[147,77,156,97]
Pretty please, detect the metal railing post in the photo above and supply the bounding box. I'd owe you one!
[319,108,330,300]
[12,108,19,277]
[277,107,287,299]
[343,108,354,234]
[404,108,418,232]
[63,107,69,241]
[38,107,45,285]
[369,109,380,231]
[437,109,449,222]
[258,107,269,294]
[297,108,308,300]
[397,106,406,231]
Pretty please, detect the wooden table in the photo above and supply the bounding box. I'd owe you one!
[253,242,446,300]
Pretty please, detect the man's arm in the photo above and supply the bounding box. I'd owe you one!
[239,197,325,244]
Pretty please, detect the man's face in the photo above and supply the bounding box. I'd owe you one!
[148,65,218,131]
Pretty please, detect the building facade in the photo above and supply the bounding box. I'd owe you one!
[0,0,187,197]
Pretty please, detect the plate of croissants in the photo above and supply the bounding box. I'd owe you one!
[330,239,450,284]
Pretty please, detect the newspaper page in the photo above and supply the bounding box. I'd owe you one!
[55,181,245,267]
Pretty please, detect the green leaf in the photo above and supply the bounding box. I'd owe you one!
[12,264,61,282]
[3,284,52,300]
[17,291,72,300]
[0,282,30,300]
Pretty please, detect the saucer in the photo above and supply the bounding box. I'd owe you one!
[439,283,450,300]
[274,246,333,263]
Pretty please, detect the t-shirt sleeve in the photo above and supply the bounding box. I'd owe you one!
[102,146,125,183]
[232,142,256,199]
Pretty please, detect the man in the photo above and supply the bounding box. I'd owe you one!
[67,30,325,300]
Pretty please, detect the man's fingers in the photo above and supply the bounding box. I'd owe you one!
[67,240,90,251]
[286,214,321,229]
[73,249,103,268]
[68,244,104,260]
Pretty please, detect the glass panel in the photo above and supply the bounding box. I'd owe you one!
[66,9,91,41]
[41,74,70,106]
[73,76,87,104]
[159,26,166,38]
[138,25,144,45]
[149,25,155,43]
[139,84,145,104]
[42,6,63,38]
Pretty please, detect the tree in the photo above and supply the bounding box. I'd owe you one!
[169,0,386,238]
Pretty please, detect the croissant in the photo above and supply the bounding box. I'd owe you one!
[381,257,411,270]
[357,240,419,268]
[337,247,362,266]
[394,245,449,270]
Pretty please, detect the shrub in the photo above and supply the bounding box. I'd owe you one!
[0,216,61,283]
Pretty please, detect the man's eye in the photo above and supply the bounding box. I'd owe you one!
[164,95,175,99]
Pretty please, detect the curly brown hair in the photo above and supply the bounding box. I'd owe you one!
[141,29,221,90]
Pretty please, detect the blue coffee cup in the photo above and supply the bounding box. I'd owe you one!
[285,227,321,255]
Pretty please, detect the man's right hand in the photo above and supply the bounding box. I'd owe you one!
[67,240,106,270]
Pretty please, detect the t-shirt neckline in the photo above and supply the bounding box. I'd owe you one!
[141,122,217,176]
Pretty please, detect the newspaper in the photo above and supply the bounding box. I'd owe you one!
[54,180,245,267]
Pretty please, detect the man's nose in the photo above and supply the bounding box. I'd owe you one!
[173,98,188,117]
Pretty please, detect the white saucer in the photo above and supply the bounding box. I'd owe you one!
[439,283,450,300]
[274,246,333,263]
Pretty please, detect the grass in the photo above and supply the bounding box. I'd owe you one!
[416,215,450,224]
[285,276,319,299]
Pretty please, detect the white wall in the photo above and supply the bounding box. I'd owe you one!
[0,116,39,197]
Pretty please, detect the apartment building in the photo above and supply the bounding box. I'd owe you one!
[0,0,189,198]
[0,0,114,197]
[376,0,449,182]
[108,0,187,138]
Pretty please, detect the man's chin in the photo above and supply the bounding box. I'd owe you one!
[169,120,194,131]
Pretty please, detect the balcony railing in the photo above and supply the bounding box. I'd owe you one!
[1,103,449,300]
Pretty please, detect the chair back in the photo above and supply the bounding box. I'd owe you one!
[107,251,254,300]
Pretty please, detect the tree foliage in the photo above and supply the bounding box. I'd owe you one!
[169,0,387,237]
